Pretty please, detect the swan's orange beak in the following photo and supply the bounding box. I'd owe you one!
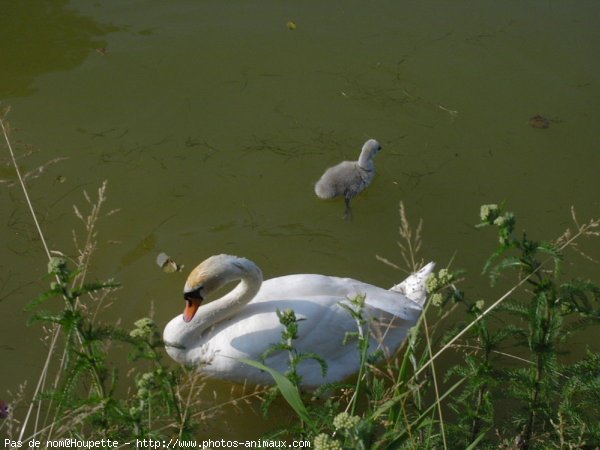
[183,298,201,322]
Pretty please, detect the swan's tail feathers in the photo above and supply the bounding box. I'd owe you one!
[315,179,336,199]
[390,262,436,307]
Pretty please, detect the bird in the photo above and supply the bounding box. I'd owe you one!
[163,254,434,388]
[315,139,382,220]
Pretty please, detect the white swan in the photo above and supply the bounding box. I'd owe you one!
[164,254,434,388]
[315,139,382,219]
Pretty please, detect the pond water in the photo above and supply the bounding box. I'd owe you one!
[1,0,600,439]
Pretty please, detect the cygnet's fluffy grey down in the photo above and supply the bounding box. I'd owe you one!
[315,139,382,219]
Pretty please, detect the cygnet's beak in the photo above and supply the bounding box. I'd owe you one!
[183,289,203,322]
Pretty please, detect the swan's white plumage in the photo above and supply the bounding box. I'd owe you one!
[164,254,434,388]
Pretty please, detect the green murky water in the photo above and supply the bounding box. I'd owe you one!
[1,0,600,438]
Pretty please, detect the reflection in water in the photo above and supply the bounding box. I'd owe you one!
[0,0,119,98]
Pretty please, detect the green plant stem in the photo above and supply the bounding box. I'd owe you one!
[522,288,555,448]
[350,320,369,416]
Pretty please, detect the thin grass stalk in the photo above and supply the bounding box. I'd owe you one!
[423,315,447,450]
[20,328,61,442]
[47,349,72,440]
[1,115,65,441]
[178,374,198,438]
[398,201,422,272]
[2,117,115,439]
[1,115,52,260]
[387,329,419,434]
[72,182,112,292]
[382,378,465,449]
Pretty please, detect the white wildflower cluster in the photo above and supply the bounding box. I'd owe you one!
[480,204,500,223]
[426,268,454,307]
[493,215,508,227]
[479,204,515,245]
[130,369,162,417]
[333,411,360,430]
[47,256,68,275]
[313,433,342,450]
[135,371,158,400]
[129,317,157,339]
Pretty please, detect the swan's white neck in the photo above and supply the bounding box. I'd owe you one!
[164,256,262,362]
[194,276,260,333]
[357,140,379,170]
[357,153,375,171]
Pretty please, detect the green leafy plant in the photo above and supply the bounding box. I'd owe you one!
[431,204,600,449]
[261,308,328,387]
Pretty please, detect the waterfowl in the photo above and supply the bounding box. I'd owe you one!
[315,139,382,220]
[163,254,434,388]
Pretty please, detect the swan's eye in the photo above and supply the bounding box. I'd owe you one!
[184,286,203,301]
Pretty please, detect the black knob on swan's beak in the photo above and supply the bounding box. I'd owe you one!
[184,286,203,302]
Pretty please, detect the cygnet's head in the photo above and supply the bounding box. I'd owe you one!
[361,139,382,160]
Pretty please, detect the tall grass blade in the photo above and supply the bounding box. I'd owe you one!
[465,429,490,450]
[378,378,465,449]
[237,357,315,430]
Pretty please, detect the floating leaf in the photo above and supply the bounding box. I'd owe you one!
[286,21,297,31]
[529,114,549,129]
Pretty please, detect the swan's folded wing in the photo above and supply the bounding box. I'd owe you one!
[328,277,423,320]
[257,274,424,320]
[361,290,422,320]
